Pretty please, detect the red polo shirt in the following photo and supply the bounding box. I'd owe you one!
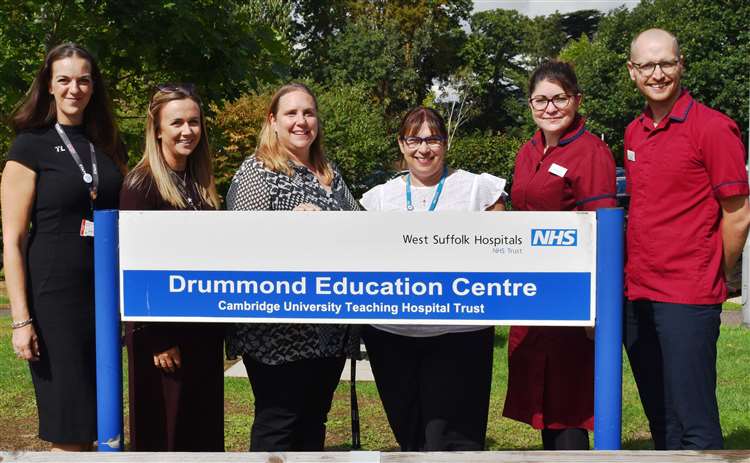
[512,116,617,212]
[624,90,749,304]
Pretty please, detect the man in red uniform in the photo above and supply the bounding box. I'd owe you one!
[624,28,750,450]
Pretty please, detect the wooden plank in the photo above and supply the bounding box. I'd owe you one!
[2,451,749,463]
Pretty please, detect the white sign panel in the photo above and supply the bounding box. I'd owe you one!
[119,211,596,326]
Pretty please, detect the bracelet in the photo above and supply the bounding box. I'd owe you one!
[11,318,33,329]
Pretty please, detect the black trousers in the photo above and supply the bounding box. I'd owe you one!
[243,355,346,451]
[362,326,494,451]
[624,300,723,450]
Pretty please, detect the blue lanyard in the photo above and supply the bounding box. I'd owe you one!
[406,167,447,211]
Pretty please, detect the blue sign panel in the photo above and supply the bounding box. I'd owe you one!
[123,270,590,323]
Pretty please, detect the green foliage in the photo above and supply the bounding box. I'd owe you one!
[209,89,274,199]
[316,84,398,197]
[446,132,524,190]
[292,0,471,114]
[562,0,750,159]
[454,9,566,136]
[0,0,290,160]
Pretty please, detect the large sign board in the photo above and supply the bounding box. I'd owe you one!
[119,211,596,325]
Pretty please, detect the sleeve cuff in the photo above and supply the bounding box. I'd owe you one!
[714,181,749,199]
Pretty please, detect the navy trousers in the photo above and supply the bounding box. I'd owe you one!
[624,300,723,450]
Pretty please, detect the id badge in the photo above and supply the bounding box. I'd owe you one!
[627,150,636,162]
[548,163,568,178]
[80,219,94,237]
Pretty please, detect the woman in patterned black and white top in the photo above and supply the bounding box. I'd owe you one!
[226,83,359,452]
[360,107,506,451]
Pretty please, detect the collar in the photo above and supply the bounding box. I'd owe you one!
[639,89,694,127]
[530,114,586,149]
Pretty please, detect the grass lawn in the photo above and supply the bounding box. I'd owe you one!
[723,300,743,311]
[1,315,748,451]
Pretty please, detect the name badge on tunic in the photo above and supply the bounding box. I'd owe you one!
[548,163,567,178]
[80,219,94,237]
[627,150,636,162]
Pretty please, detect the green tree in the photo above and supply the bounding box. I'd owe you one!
[446,131,524,192]
[561,0,750,159]
[0,0,289,158]
[317,83,398,196]
[291,0,471,114]
[457,9,531,133]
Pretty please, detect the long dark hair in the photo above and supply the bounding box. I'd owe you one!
[11,43,127,173]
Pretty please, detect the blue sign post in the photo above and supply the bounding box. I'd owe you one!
[94,208,624,452]
[94,210,123,451]
[593,208,625,450]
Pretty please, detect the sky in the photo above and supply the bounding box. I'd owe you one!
[473,0,641,16]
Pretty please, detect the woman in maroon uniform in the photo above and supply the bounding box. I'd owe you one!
[503,60,616,450]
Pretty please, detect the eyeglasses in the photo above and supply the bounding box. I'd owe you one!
[401,135,446,148]
[629,59,680,76]
[528,93,577,111]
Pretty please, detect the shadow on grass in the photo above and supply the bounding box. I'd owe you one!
[621,427,750,450]
[493,328,508,348]
[486,436,542,451]
[725,427,750,449]
[621,436,654,450]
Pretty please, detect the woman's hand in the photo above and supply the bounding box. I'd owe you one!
[12,324,40,361]
[293,203,322,211]
[153,346,181,373]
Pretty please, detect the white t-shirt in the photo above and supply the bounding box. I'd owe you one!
[359,169,507,337]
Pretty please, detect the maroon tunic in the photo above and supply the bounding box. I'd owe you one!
[120,172,224,451]
[503,116,616,430]
[624,90,749,304]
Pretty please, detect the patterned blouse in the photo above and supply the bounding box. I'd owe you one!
[225,155,360,365]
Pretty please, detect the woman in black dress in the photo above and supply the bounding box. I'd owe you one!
[226,83,359,451]
[119,84,224,451]
[1,43,126,450]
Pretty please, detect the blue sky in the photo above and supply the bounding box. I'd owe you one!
[473,0,641,16]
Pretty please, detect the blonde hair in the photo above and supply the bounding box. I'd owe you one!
[125,87,220,209]
[255,83,333,185]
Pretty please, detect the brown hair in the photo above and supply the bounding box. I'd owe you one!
[124,86,220,209]
[398,107,448,140]
[255,83,333,185]
[11,43,127,173]
[528,60,581,97]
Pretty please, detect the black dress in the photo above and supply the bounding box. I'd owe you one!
[7,124,123,443]
[119,172,224,451]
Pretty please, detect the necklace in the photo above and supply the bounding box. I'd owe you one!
[405,167,447,211]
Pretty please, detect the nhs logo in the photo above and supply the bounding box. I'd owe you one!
[531,229,578,246]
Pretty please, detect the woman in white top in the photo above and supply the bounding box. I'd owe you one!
[359,107,506,451]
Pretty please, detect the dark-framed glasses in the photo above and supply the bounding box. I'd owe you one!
[401,135,446,148]
[529,93,577,111]
[629,59,680,76]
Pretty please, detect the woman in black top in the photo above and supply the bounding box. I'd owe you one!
[226,83,359,451]
[1,43,126,450]
[119,84,224,451]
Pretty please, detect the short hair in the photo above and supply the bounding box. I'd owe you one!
[528,60,581,97]
[398,107,448,140]
[125,86,220,209]
[255,83,333,185]
[629,28,681,60]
